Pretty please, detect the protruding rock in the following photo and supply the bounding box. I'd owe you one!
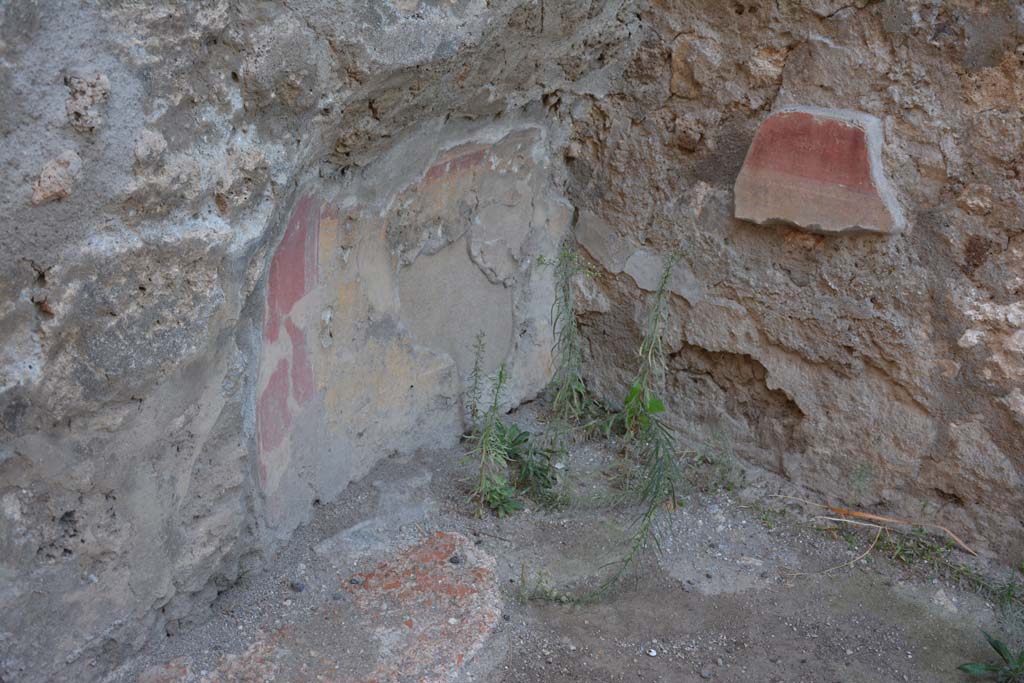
[65,73,110,132]
[734,107,905,234]
[31,151,82,205]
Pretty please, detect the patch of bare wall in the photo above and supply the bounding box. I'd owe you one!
[0,1,1022,681]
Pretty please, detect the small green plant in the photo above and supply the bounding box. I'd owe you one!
[690,428,742,493]
[494,422,530,460]
[465,331,487,422]
[600,251,681,442]
[755,502,787,531]
[477,476,523,518]
[539,242,599,423]
[515,563,569,604]
[589,251,684,596]
[497,421,559,498]
[469,361,522,517]
[958,632,1024,682]
[496,422,564,504]
[466,354,555,516]
[514,448,556,491]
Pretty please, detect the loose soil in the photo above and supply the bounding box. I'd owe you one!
[106,402,1019,683]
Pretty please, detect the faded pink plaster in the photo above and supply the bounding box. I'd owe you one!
[424,148,486,183]
[264,195,319,343]
[285,317,315,406]
[734,110,901,233]
[742,112,874,193]
[257,358,291,454]
[257,195,321,471]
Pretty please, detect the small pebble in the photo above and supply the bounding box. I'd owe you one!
[647,649,657,657]
[349,577,362,585]
[289,580,306,593]
[700,665,713,679]
[716,657,723,666]
[449,555,462,565]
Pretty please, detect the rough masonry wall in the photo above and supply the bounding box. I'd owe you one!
[0,2,631,681]
[564,0,1024,564]
[1,1,1022,682]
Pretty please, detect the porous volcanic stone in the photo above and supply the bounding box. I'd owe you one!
[734,107,905,234]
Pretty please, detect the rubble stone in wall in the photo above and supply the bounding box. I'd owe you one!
[31,150,82,205]
[65,73,110,133]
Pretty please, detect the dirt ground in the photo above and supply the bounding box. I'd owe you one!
[105,402,1020,683]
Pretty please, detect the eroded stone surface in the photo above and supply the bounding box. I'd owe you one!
[734,108,905,234]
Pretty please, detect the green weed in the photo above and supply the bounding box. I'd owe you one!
[515,563,572,604]
[587,251,685,597]
[753,502,787,532]
[494,421,531,460]
[469,362,521,517]
[513,449,556,493]
[477,476,523,518]
[464,339,560,515]
[958,632,1024,682]
[539,242,599,423]
[689,428,743,493]
[599,251,680,439]
[466,331,487,422]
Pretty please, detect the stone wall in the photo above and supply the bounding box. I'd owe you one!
[0,2,622,680]
[564,0,1024,564]
[0,1,1021,681]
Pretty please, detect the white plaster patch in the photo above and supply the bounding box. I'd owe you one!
[958,329,986,348]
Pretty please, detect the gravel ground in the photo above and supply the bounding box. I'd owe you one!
[106,401,1019,683]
